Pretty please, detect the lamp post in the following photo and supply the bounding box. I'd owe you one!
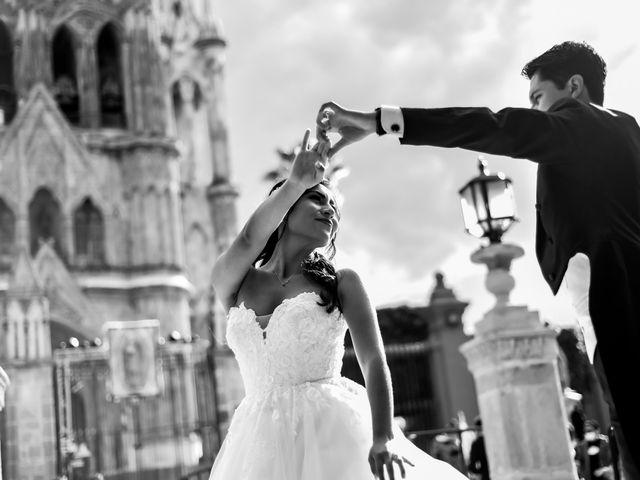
[458,158,578,480]
[458,157,524,314]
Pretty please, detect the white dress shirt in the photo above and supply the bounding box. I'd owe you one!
[563,253,597,363]
[379,105,405,136]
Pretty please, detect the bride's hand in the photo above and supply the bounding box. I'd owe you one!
[368,439,414,480]
[287,128,328,190]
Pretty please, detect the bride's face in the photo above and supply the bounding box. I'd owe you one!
[285,184,339,247]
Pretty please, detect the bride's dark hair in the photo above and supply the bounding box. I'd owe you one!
[254,179,341,313]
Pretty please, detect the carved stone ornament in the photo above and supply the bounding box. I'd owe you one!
[461,329,560,376]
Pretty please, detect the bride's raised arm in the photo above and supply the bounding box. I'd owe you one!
[212,129,329,311]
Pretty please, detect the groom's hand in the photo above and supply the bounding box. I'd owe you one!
[316,102,377,158]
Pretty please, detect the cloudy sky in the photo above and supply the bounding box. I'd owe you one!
[214,0,640,333]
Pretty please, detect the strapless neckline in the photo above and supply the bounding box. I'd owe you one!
[231,291,322,333]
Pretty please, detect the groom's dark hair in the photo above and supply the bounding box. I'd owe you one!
[521,41,607,105]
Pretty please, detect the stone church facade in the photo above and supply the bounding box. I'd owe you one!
[0,1,241,478]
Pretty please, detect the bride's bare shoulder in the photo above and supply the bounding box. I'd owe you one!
[336,268,370,308]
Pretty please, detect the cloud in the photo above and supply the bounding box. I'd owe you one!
[336,150,464,276]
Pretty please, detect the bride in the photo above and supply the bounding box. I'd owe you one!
[210,129,468,480]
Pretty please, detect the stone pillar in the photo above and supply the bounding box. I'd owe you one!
[2,246,58,479]
[459,243,578,480]
[197,34,240,256]
[426,272,478,427]
[0,366,9,480]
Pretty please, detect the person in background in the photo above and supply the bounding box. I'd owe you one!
[467,417,490,480]
[575,420,614,480]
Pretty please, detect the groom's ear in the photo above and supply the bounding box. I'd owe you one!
[567,74,586,99]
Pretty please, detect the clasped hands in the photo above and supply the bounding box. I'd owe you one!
[315,101,378,158]
[290,102,375,187]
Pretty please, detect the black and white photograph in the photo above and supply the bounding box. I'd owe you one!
[0,1,639,479]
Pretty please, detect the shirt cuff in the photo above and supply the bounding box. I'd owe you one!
[378,105,404,137]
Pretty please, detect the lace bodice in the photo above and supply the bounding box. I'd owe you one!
[226,291,347,396]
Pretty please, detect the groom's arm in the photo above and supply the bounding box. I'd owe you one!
[377,99,583,164]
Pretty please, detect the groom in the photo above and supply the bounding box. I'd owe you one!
[316,41,640,480]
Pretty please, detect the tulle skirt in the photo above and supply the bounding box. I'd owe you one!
[208,376,468,480]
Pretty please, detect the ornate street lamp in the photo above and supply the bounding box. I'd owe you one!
[458,158,578,479]
[458,157,518,244]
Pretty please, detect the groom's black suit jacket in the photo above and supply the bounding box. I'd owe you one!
[399,98,640,469]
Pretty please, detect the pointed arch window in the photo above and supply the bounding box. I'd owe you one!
[0,20,17,125]
[29,188,65,260]
[0,197,15,268]
[97,23,125,128]
[52,25,80,125]
[74,198,105,266]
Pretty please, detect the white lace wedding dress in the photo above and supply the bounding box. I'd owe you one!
[208,291,468,480]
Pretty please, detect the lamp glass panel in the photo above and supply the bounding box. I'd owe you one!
[460,189,483,238]
[486,180,516,219]
[460,188,477,223]
[472,182,489,223]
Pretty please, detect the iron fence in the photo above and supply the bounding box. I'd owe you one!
[53,340,220,480]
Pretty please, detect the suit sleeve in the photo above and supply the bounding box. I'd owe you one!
[399,99,583,164]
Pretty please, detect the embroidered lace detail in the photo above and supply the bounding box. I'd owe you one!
[226,291,347,396]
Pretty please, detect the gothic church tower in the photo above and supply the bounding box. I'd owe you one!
[0,1,238,478]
